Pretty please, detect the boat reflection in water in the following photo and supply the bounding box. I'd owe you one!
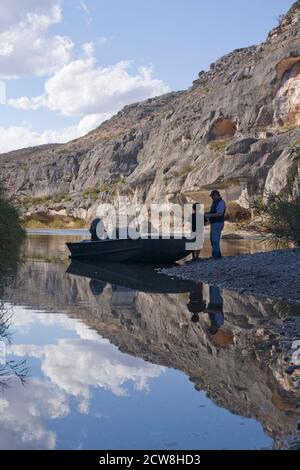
[68,261,235,352]
[1,248,299,450]
[66,260,299,449]
[67,261,196,294]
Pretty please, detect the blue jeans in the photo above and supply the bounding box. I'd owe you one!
[210,222,224,258]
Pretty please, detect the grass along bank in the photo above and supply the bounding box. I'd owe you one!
[22,213,87,230]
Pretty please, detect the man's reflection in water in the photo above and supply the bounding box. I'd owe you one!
[207,286,224,335]
[188,284,224,333]
[188,282,207,323]
[206,286,234,348]
[188,284,234,347]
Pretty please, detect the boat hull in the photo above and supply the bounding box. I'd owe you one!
[66,237,193,264]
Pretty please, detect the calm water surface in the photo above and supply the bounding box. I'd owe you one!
[0,233,299,450]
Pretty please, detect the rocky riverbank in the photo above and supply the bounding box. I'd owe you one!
[160,248,300,305]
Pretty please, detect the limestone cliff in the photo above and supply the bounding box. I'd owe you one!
[0,2,300,221]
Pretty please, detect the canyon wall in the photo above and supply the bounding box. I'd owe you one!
[0,2,300,221]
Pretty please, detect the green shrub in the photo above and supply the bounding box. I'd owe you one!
[23,195,52,205]
[83,187,101,200]
[23,214,86,229]
[53,193,71,203]
[291,141,300,160]
[252,177,300,246]
[179,165,193,177]
[0,184,25,250]
[163,175,172,183]
[83,180,126,199]
[23,192,72,205]
[275,123,300,136]
[208,140,227,153]
[99,183,110,193]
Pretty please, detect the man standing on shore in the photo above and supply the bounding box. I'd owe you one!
[205,190,226,259]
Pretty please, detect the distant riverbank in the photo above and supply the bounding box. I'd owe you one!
[161,248,300,305]
[25,223,262,240]
[26,228,89,236]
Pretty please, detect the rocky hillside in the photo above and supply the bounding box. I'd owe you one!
[1,1,300,222]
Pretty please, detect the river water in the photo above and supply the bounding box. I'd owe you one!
[0,233,299,450]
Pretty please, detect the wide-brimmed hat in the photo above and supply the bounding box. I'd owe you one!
[209,189,220,197]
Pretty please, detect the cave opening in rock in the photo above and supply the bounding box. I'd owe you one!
[274,58,300,127]
[208,118,237,141]
[276,57,300,81]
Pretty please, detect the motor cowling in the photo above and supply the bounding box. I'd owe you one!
[89,218,107,241]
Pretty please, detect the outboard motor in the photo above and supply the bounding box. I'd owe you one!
[89,218,106,241]
[89,279,107,296]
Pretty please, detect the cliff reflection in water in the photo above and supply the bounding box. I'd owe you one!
[3,255,299,449]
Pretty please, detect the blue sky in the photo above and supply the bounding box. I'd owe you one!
[0,0,296,152]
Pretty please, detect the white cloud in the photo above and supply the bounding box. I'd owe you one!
[8,95,48,111]
[0,0,60,29]
[0,113,110,153]
[0,378,67,449]
[0,1,73,78]
[9,307,164,418]
[12,337,163,400]
[0,303,165,449]
[0,42,14,57]
[46,59,169,116]
[4,47,169,151]
[81,41,95,57]
[0,0,169,152]
[9,46,170,116]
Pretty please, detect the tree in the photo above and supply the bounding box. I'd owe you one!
[0,182,25,251]
[0,303,28,389]
[253,176,300,247]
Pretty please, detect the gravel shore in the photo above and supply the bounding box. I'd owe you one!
[160,248,300,305]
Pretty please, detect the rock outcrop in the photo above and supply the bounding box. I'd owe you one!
[0,2,300,220]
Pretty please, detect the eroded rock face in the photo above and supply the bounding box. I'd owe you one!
[226,138,257,156]
[264,148,295,195]
[0,2,300,218]
[274,61,300,127]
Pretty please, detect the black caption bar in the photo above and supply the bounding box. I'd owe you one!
[0,450,298,467]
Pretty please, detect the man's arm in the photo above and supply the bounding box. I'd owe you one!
[205,201,226,219]
[206,212,223,219]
